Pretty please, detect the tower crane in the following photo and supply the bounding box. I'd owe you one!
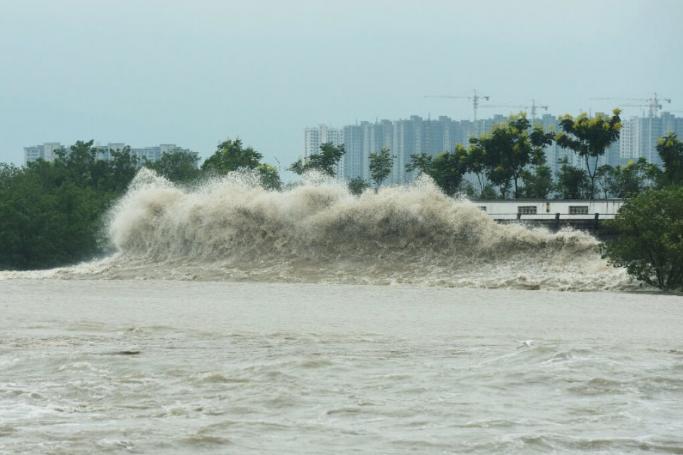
[479,99,549,120]
[527,99,549,120]
[424,89,491,121]
[590,92,671,118]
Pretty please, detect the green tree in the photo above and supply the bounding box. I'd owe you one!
[429,146,469,196]
[51,143,134,194]
[464,141,488,193]
[604,187,683,291]
[257,163,282,190]
[0,163,20,190]
[73,141,100,180]
[406,147,470,196]
[555,158,590,199]
[369,147,394,190]
[470,114,553,198]
[106,147,139,192]
[405,153,433,175]
[347,177,369,195]
[289,143,345,177]
[460,180,477,198]
[656,132,683,187]
[146,148,200,183]
[521,164,553,199]
[595,164,616,199]
[0,137,276,270]
[288,160,305,176]
[202,139,263,174]
[596,159,659,198]
[202,138,281,189]
[52,140,96,187]
[478,183,498,200]
[0,151,116,270]
[556,109,622,198]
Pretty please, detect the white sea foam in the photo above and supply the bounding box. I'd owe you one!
[1,169,634,291]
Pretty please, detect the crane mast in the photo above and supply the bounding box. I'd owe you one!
[478,99,549,120]
[424,89,491,122]
[590,92,672,118]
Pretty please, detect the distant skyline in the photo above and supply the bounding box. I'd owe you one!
[1,0,682,176]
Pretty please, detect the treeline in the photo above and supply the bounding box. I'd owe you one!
[1,112,682,290]
[0,139,279,270]
[311,111,680,200]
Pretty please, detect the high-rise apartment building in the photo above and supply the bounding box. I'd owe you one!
[309,111,678,184]
[24,142,191,164]
[331,114,535,183]
[23,143,65,163]
[619,112,683,165]
[304,125,344,176]
[533,114,619,174]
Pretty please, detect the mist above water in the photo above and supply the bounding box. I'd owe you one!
[5,169,634,291]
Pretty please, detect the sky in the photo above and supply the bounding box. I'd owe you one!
[1,0,682,171]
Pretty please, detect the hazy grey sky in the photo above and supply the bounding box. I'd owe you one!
[1,0,682,168]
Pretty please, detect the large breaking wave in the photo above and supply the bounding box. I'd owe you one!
[2,169,634,291]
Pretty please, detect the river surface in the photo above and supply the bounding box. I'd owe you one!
[1,280,682,454]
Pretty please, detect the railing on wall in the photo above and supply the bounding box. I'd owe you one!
[486,213,617,221]
[486,212,616,230]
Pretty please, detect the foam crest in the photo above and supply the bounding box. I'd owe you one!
[3,170,634,291]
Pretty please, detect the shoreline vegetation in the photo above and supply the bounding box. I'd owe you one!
[1,111,682,291]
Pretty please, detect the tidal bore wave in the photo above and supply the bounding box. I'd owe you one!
[4,169,634,291]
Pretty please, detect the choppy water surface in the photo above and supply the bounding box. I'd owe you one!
[1,280,682,454]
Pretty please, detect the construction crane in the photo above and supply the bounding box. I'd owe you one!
[527,99,549,120]
[479,99,549,120]
[424,89,491,122]
[590,92,671,118]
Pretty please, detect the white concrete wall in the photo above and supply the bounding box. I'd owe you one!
[474,200,624,220]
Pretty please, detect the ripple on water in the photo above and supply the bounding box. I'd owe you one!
[1,280,682,454]
[178,434,232,448]
[567,377,632,396]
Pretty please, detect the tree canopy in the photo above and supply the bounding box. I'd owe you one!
[470,114,553,198]
[556,109,622,198]
[596,159,659,199]
[406,147,469,196]
[656,133,683,187]
[369,147,394,189]
[0,137,281,270]
[555,158,590,199]
[289,143,345,177]
[145,148,201,183]
[521,164,553,199]
[429,146,469,196]
[202,139,263,174]
[605,186,683,291]
[406,153,433,176]
[347,177,369,196]
[0,142,131,270]
[203,138,281,189]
